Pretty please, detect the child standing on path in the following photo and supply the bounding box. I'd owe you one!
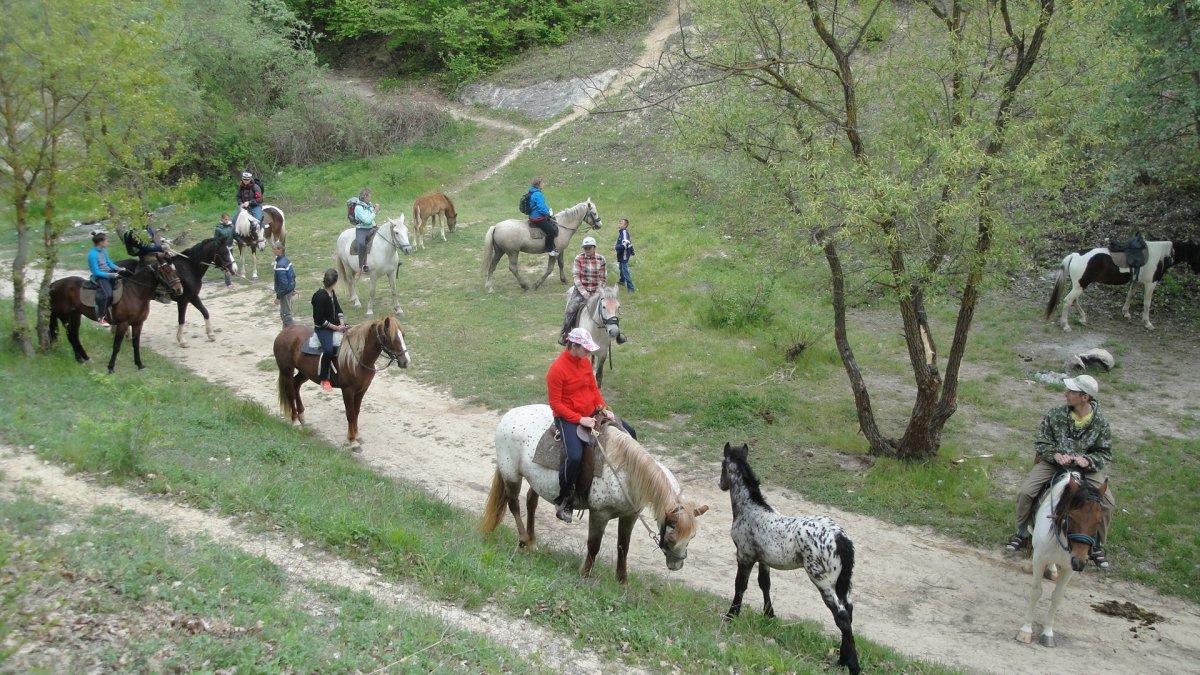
[214,213,236,288]
[273,241,297,327]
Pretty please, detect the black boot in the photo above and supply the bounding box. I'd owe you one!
[555,496,573,523]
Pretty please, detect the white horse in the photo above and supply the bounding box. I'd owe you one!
[482,199,602,293]
[481,404,708,584]
[334,216,413,317]
[1016,471,1108,647]
[232,205,285,280]
[1044,240,1177,330]
[573,285,621,387]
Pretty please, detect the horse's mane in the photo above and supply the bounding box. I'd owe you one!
[337,317,382,377]
[178,237,217,260]
[599,424,680,523]
[556,199,591,225]
[1049,470,1104,523]
[726,450,771,510]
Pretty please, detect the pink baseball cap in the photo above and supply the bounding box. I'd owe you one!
[566,327,599,352]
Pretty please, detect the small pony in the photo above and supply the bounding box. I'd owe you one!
[571,285,622,387]
[720,443,859,675]
[412,192,457,249]
[1016,470,1108,648]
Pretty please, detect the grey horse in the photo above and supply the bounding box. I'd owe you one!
[482,199,602,292]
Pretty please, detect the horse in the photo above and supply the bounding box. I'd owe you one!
[412,192,457,249]
[719,443,859,675]
[48,252,184,373]
[1043,239,1195,331]
[482,404,709,584]
[482,199,602,293]
[333,216,413,317]
[233,205,285,280]
[1016,470,1108,647]
[272,315,410,451]
[572,285,621,387]
[166,237,238,348]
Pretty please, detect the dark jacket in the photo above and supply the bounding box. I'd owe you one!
[214,221,235,245]
[312,288,343,329]
[237,180,264,209]
[134,225,165,254]
[274,255,295,298]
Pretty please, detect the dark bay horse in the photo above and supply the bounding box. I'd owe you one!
[165,237,238,348]
[482,199,602,292]
[412,192,457,249]
[273,315,410,451]
[1044,240,1199,330]
[49,252,183,373]
[483,405,708,583]
[720,443,859,675]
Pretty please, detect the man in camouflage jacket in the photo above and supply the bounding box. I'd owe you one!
[1006,375,1116,570]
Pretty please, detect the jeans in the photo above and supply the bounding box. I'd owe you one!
[316,328,336,382]
[94,276,113,319]
[356,228,371,269]
[554,417,584,503]
[278,293,294,327]
[618,259,635,291]
[531,217,558,252]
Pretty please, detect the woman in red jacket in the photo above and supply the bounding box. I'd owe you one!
[547,327,615,523]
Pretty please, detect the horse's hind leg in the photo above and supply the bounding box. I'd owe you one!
[65,314,89,363]
[724,557,755,620]
[757,563,775,618]
[291,372,307,425]
[523,488,539,549]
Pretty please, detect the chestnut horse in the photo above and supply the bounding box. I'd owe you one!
[482,405,708,583]
[273,315,410,451]
[49,252,183,373]
[412,192,457,249]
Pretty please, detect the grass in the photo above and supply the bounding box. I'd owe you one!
[0,312,945,674]
[0,494,539,672]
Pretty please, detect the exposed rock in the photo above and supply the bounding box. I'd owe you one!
[1065,347,1115,372]
[459,69,620,120]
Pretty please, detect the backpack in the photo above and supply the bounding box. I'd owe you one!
[518,191,532,216]
[346,198,359,225]
[123,229,142,257]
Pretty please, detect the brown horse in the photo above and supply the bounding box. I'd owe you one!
[412,192,457,250]
[49,252,183,373]
[273,315,410,451]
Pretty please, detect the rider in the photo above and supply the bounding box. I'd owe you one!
[237,171,264,224]
[214,212,236,288]
[527,177,558,257]
[547,327,616,523]
[312,268,348,393]
[87,231,130,328]
[349,188,379,273]
[559,236,627,346]
[1005,374,1117,570]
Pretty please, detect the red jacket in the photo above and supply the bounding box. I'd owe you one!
[547,349,606,423]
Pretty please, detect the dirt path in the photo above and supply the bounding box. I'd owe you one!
[0,447,634,675]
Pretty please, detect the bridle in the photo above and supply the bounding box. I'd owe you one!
[1053,482,1105,552]
[379,220,410,252]
[584,205,601,230]
[341,320,411,373]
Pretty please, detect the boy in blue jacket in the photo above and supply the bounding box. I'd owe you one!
[272,241,296,327]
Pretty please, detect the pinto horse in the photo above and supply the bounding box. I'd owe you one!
[49,252,183,373]
[482,199,602,292]
[166,237,238,348]
[273,315,410,451]
[412,192,457,249]
[1016,471,1108,647]
[572,285,621,387]
[1044,240,1198,331]
[233,205,285,280]
[482,405,708,583]
[719,443,859,675]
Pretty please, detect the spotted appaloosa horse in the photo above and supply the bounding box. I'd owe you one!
[1045,240,1199,331]
[1016,471,1108,648]
[720,442,859,675]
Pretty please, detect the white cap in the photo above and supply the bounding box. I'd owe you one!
[241,171,253,179]
[1063,375,1099,399]
[581,236,597,247]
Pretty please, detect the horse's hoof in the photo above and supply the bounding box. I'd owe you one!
[179,342,189,349]
[365,309,374,317]
[251,274,258,280]
[137,364,146,370]
[349,441,362,453]
[206,335,216,342]
[1039,634,1056,648]
[107,368,115,375]
[1015,630,1033,644]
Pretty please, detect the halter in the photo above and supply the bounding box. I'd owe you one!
[378,221,409,252]
[1052,481,1105,552]
[341,320,410,373]
[125,258,178,291]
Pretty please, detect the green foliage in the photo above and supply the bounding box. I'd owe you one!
[701,277,776,330]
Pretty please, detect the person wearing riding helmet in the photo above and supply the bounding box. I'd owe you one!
[1005,374,1117,570]
[558,236,627,346]
[527,177,559,256]
[237,171,264,224]
[547,327,615,523]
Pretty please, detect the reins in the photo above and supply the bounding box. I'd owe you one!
[1050,478,1105,552]
[340,320,410,373]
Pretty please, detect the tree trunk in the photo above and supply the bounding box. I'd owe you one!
[10,197,34,357]
[36,139,60,351]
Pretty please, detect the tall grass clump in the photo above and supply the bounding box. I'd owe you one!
[701,277,777,329]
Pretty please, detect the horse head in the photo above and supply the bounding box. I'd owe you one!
[149,251,184,296]
[592,287,621,340]
[583,198,602,231]
[384,216,413,255]
[1056,472,1108,572]
[208,237,238,276]
[380,316,411,368]
[658,501,710,571]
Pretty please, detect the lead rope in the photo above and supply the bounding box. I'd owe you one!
[587,424,663,547]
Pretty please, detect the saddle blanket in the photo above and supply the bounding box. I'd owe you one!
[80,279,124,309]
[532,425,606,479]
[1108,251,1142,273]
[300,330,343,356]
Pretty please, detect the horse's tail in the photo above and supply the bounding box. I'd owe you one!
[833,530,859,673]
[268,206,286,247]
[335,247,353,296]
[481,225,498,276]
[480,468,509,533]
[277,367,295,419]
[1044,254,1070,320]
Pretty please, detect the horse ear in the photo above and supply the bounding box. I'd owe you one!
[1098,478,1108,495]
[723,442,732,455]
[693,504,709,517]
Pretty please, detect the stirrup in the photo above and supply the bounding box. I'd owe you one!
[1005,533,1027,552]
[1090,546,1111,570]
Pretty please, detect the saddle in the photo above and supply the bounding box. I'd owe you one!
[532,423,605,507]
[80,279,124,308]
[349,227,378,257]
[299,330,343,356]
[527,217,558,241]
[1108,232,1148,278]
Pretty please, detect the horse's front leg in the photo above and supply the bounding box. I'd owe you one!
[524,488,540,549]
[757,562,775,618]
[1140,281,1157,330]
[342,386,362,452]
[581,515,610,579]
[1016,558,1048,644]
[615,514,636,584]
[439,216,447,242]
[387,270,402,317]
[558,254,567,283]
[724,557,755,620]
[191,296,215,342]
[533,253,557,291]
[1039,569,1075,647]
[250,249,259,280]
[506,252,530,291]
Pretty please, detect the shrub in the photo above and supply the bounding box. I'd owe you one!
[701,278,777,330]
